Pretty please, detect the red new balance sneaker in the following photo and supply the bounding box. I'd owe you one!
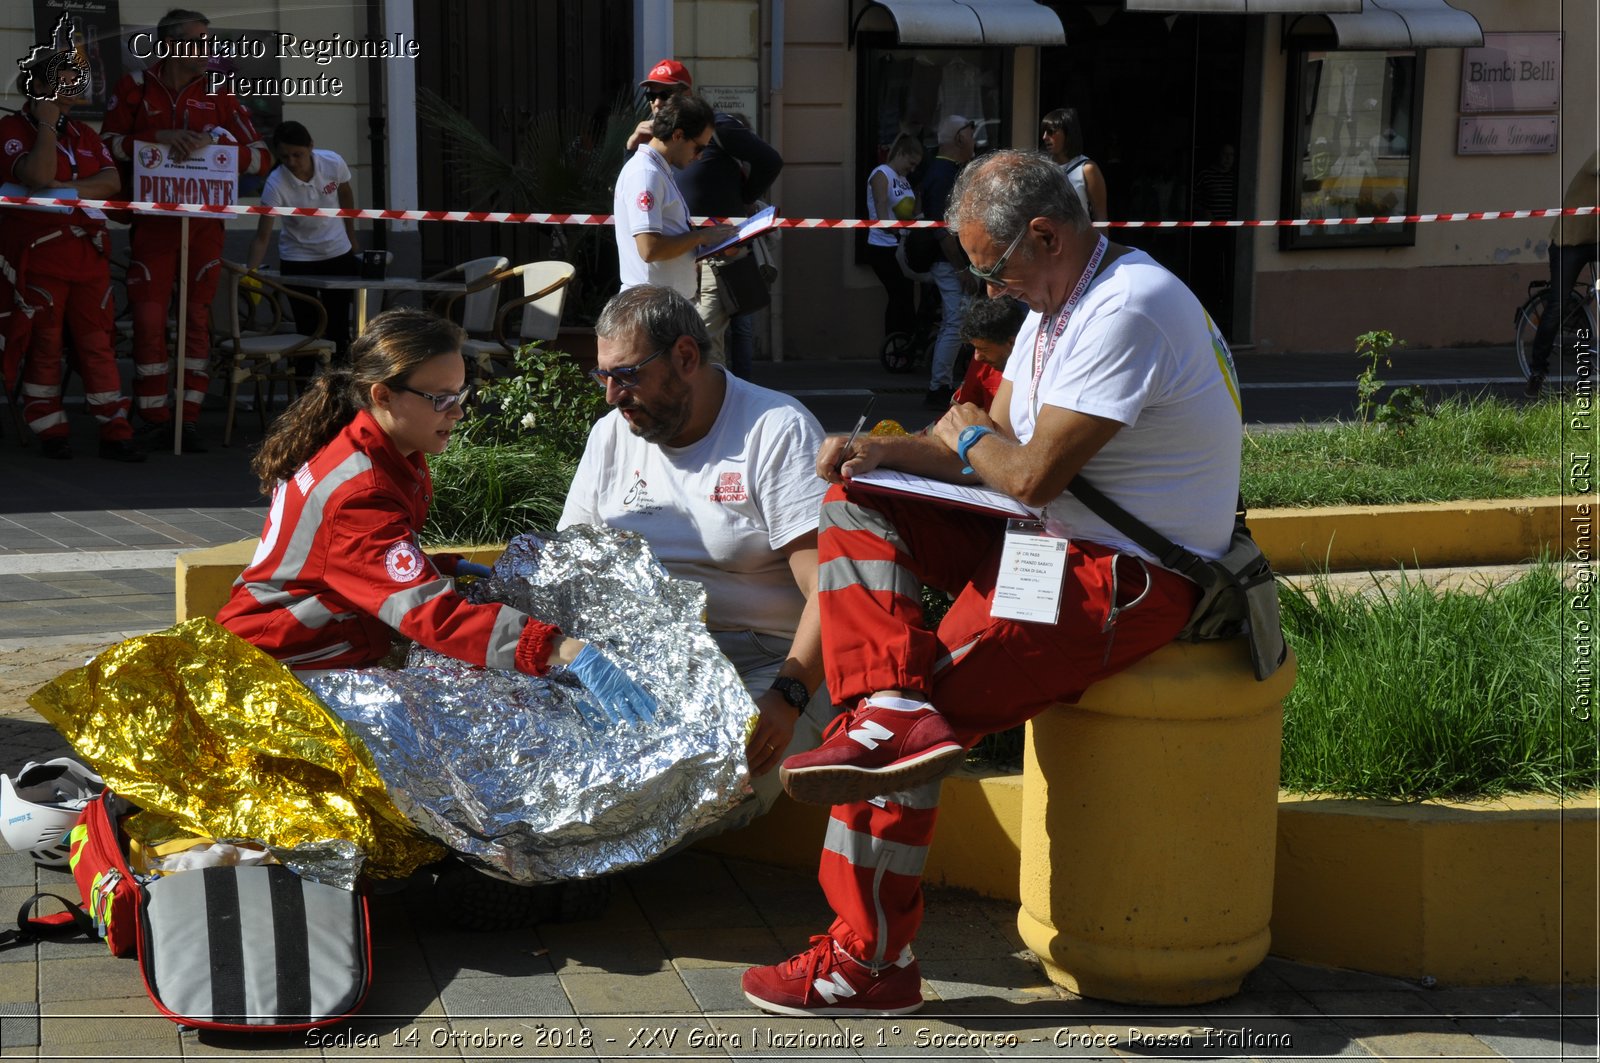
[779,697,964,805]
[742,935,924,1017]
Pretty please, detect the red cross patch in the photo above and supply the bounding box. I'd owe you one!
[636,190,654,212]
[384,540,424,583]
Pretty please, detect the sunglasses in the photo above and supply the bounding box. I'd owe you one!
[967,225,1029,286]
[588,345,670,389]
[394,383,473,412]
[644,87,676,102]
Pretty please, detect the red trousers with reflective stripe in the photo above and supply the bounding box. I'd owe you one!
[127,216,223,425]
[18,235,132,443]
[815,483,1200,962]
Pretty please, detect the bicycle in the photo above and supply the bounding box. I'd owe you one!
[1513,269,1596,391]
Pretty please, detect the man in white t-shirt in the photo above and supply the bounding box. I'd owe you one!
[559,284,832,818]
[245,121,358,356]
[742,150,1243,1018]
[612,95,735,300]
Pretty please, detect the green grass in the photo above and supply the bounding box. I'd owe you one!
[1278,562,1586,799]
[421,442,577,548]
[1242,395,1563,508]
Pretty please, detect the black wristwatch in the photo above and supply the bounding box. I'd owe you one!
[769,676,810,711]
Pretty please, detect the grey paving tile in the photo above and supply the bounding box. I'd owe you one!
[0,1002,40,1049]
[630,852,763,931]
[1347,1016,1502,1059]
[1263,958,1423,994]
[678,967,757,1013]
[560,969,699,1015]
[1422,984,1559,1017]
[1460,1015,1581,1061]
[438,968,574,1020]
[535,923,672,975]
[660,926,784,969]
[36,1000,174,1047]
[38,954,151,1003]
[920,954,1063,1007]
[1308,989,1448,1019]
[419,929,556,981]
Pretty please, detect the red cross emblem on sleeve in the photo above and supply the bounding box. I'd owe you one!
[636,190,654,212]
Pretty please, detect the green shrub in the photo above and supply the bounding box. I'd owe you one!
[460,342,607,457]
[422,441,577,548]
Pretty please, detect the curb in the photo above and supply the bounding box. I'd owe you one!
[1253,496,1578,574]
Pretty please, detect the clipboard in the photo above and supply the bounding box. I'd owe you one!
[695,204,777,260]
[847,467,1037,520]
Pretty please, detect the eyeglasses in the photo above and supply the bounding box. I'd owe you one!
[394,383,473,412]
[676,131,709,156]
[644,87,675,102]
[589,345,670,389]
[967,225,1029,286]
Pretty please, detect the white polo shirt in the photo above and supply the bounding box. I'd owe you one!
[260,148,352,262]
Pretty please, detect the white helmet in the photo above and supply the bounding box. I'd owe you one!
[1,758,105,868]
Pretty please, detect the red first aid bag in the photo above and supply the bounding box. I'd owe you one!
[65,791,142,956]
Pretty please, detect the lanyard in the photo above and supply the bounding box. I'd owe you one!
[23,113,79,181]
[1028,233,1107,414]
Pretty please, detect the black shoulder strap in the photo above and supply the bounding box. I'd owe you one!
[0,893,97,952]
[1066,474,1224,584]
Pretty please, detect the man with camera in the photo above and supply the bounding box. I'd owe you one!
[741,150,1244,1017]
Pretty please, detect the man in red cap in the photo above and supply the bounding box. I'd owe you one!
[99,8,272,452]
[626,59,782,374]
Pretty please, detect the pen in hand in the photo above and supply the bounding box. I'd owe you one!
[837,395,876,476]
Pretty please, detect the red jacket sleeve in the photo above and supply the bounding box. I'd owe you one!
[99,72,143,161]
[320,494,562,675]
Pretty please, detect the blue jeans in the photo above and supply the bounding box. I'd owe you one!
[928,261,967,390]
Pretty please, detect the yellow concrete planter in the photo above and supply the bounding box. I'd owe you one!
[1273,794,1599,985]
[1016,639,1296,1005]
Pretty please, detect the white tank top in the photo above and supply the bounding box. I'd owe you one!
[866,163,916,247]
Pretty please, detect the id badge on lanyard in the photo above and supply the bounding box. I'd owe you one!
[991,519,1070,625]
[1026,234,1108,416]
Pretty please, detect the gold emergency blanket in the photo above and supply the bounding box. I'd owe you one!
[27,618,443,877]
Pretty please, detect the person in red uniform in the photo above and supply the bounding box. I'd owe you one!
[99,8,273,452]
[0,44,143,461]
[214,308,656,728]
[949,295,1026,412]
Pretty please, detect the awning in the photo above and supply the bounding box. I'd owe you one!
[1288,0,1485,48]
[1126,1,1359,12]
[853,0,1066,46]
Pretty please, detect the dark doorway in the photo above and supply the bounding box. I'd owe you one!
[413,0,634,294]
[1038,7,1247,336]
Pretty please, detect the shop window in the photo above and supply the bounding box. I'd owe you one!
[855,38,1010,251]
[1281,49,1423,250]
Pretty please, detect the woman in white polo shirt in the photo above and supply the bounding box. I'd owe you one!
[245,121,359,362]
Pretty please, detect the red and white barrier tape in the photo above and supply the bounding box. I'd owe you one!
[0,195,1594,228]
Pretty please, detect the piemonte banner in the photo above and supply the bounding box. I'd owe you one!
[130,139,237,215]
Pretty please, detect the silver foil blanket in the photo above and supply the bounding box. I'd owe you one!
[304,525,758,882]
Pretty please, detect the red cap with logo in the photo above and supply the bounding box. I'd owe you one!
[640,58,692,89]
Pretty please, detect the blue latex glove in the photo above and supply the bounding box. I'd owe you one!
[455,560,494,579]
[568,645,657,729]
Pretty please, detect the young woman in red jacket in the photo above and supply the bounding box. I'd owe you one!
[216,307,653,727]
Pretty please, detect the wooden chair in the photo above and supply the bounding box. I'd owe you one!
[216,262,337,445]
[457,261,576,377]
